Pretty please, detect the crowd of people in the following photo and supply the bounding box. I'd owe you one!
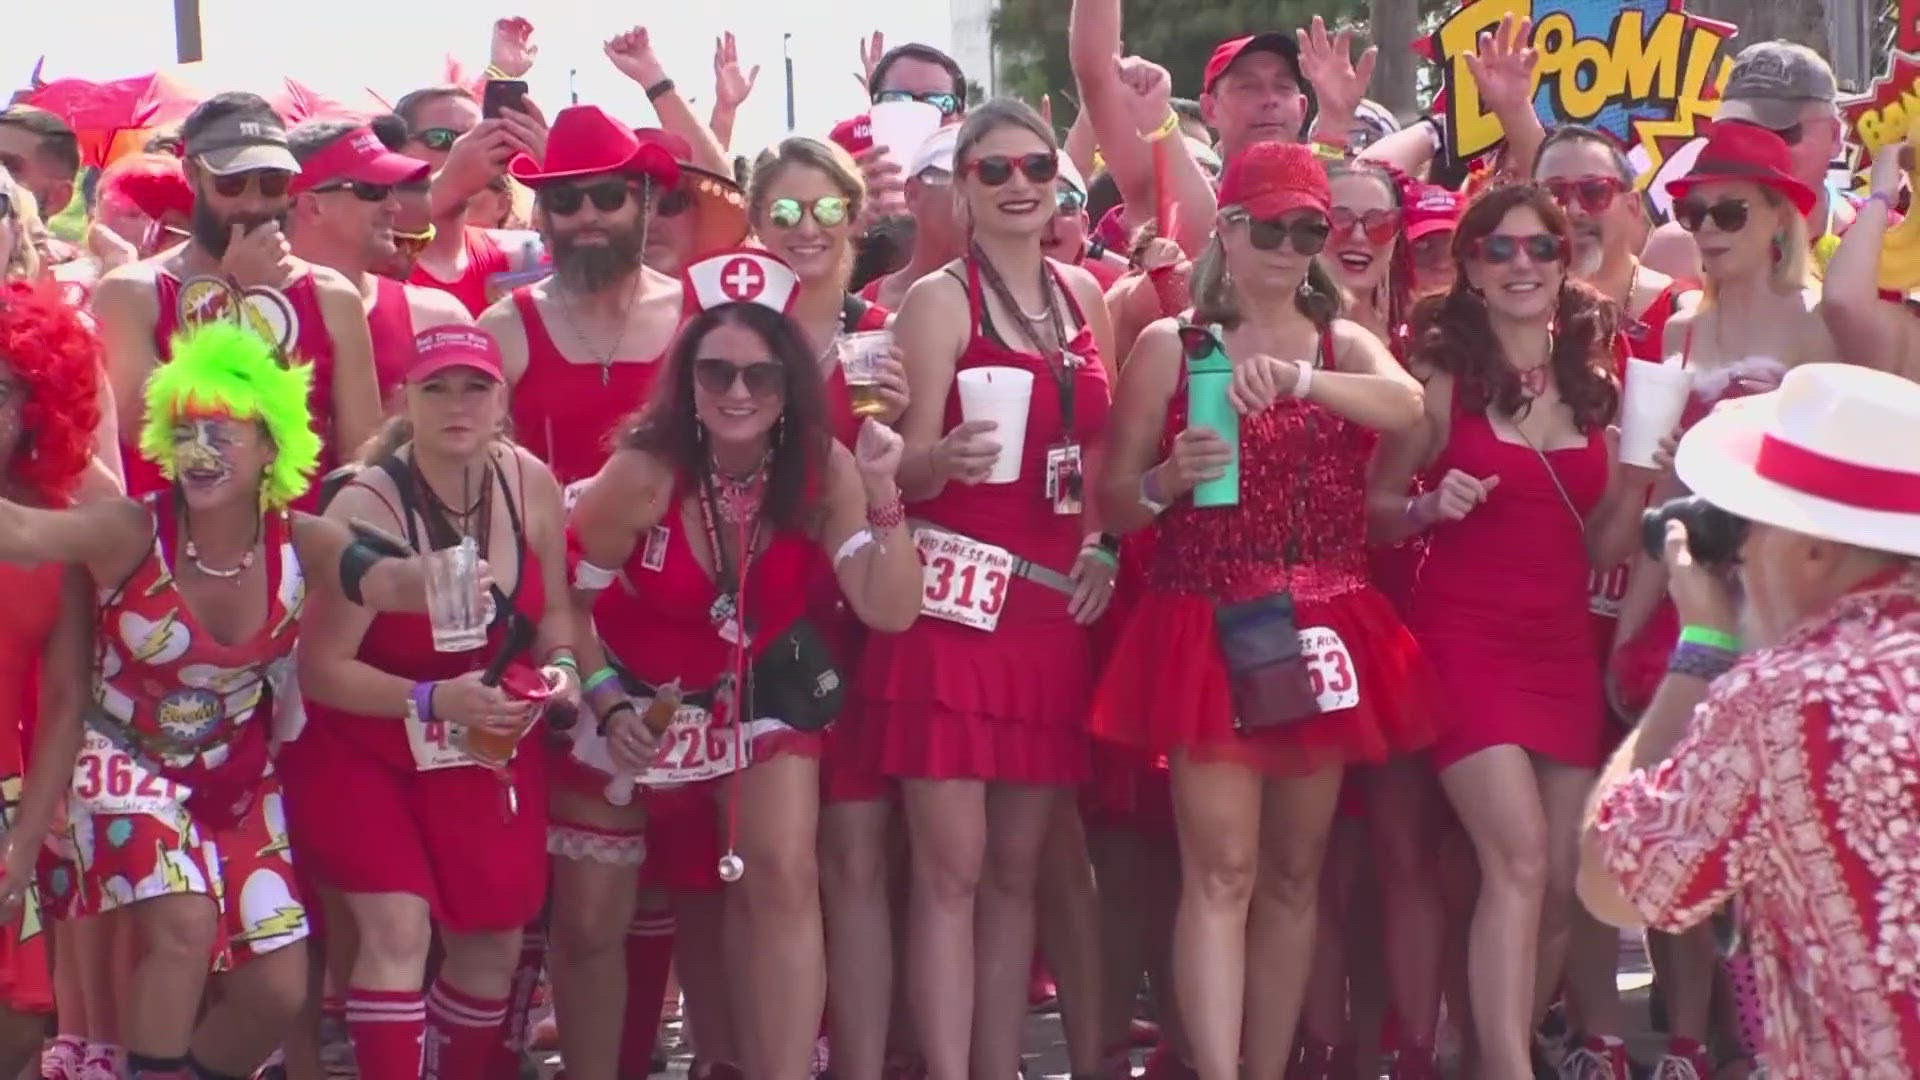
[0,5,1915,1080]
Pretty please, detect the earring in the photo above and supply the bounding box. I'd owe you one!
[1772,231,1786,264]
[773,415,786,448]
[1297,278,1313,300]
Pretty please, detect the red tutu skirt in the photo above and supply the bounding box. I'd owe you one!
[862,612,1092,786]
[1089,585,1439,778]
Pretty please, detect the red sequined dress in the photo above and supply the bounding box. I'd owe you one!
[1410,398,1610,770]
[1089,332,1437,777]
[861,258,1111,785]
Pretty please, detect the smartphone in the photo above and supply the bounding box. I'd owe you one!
[483,79,530,119]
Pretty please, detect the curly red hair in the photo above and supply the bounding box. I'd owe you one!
[0,283,103,507]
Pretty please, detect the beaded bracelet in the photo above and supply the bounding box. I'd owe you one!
[1678,625,1740,652]
[867,496,906,531]
[1668,641,1738,681]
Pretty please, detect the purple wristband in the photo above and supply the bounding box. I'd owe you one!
[1667,641,1738,682]
[411,681,438,723]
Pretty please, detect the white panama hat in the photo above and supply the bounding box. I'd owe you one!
[1675,362,1920,558]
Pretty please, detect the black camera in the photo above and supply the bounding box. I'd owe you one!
[1641,495,1749,564]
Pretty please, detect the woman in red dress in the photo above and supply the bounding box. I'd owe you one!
[0,285,103,1079]
[745,135,915,1080]
[1090,142,1429,1080]
[865,98,1117,1080]
[571,272,923,1080]
[1366,183,1647,1080]
[291,326,577,1080]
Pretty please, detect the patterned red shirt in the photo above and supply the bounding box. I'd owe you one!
[1592,566,1920,1078]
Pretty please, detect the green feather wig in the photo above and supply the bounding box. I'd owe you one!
[140,321,320,510]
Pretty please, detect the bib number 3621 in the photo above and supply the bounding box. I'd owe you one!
[1299,626,1360,712]
[74,733,182,815]
[913,529,1012,632]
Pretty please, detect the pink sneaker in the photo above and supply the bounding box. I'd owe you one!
[1652,1037,1711,1080]
[39,1036,82,1080]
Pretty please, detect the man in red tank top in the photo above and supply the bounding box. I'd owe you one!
[285,121,473,402]
[477,105,687,483]
[89,93,382,497]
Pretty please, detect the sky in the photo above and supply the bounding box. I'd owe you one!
[6,0,960,155]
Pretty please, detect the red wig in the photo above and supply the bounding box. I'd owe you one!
[0,284,103,507]
[97,153,194,223]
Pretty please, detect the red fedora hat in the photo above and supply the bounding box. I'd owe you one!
[1664,120,1816,217]
[508,105,680,187]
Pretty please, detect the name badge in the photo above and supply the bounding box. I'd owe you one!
[1299,626,1361,712]
[73,731,184,815]
[641,705,744,787]
[1045,442,1084,516]
[1588,563,1630,620]
[913,528,1013,632]
[641,526,670,572]
[404,712,479,772]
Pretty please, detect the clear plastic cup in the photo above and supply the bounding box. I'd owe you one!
[840,330,894,419]
[424,538,488,652]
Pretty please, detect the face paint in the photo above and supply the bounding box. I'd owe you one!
[170,418,240,488]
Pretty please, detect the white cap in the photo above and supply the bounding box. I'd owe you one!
[1056,152,1088,197]
[909,125,959,180]
[682,248,800,316]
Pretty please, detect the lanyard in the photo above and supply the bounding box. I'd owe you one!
[971,244,1076,436]
[696,475,763,632]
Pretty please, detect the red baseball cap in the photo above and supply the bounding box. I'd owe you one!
[1204,33,1311,96]
[409,325,504,383]
[1405,184,1463,241]
[829,113,873,156]
[292,127,429,195]
[1216,142,1330,219]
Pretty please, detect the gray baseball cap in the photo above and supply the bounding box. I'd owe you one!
[185,111,299,176]
[1716,41,1837,131]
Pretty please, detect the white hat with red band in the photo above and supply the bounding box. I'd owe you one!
[681,247,800,317]
[1676,363,1920,558]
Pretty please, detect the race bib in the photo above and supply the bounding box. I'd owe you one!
[639,706,743,787]
[913,528,1013,632]
[1299,627,1360,713]
[1588,563,1630,620]
[404,713,480,772]
[73,732,184,815]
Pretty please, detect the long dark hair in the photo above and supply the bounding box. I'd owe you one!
[1409,182,1619,431]
[619,303,831,533]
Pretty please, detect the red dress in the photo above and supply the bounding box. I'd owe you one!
[284,453,550,934]
[1412,402,1610,771]
[1090,331,1437,778]
[862,258,1111,785]
[507,288,664,486]
[0,563,62,1013]
[409,227,509,318]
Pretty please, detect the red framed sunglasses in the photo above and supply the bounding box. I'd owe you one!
[1330,206,1402,245]
[1543,176,1628,215]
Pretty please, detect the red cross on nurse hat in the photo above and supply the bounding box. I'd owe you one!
[681,247,800,317]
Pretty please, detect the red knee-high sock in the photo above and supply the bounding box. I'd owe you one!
[424,980,509,1080]
[618,907,678,1076]
[489,918,549,1080]
[345,987,426,1080]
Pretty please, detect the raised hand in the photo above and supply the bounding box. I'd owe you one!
[1461,14,1539,119]
[856,31,887,93]
[604,26,668,90]
[854,417,906,483]
[1297,16,1377,135]
[1113,56,1174,138]
[713,32,761,113]
[490,17,538,78]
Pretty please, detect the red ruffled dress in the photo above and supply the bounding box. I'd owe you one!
[1089,334,1437,778]
[862,259,1111,785]
[1412,400,1610,771]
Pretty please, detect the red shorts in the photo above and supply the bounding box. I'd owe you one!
[281,720,549,934]
[639,787,721,893]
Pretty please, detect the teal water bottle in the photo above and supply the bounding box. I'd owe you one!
[1186,331,1239,507]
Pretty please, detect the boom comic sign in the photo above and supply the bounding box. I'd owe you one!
[1423,0,1736,162]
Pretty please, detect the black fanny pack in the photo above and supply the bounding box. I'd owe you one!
[1215,593,1322,733]
[751,618,844,733]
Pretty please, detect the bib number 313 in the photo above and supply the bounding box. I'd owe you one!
[913,529,1013,632]
[1299,626,1360,712]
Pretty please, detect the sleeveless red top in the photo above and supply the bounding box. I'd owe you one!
[366,276,418,402]
[409,227,509,318]
[0,563,65,788]
[140,269,340,509]
[1616,282,1687,364]
[507,288,664,485]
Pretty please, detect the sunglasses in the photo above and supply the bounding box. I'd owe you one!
[872,89,962,117]
[209,170,294,199]
[314,179,394,203]
[540,180,632,217]
[1465,233,1567,264]
[963,153,1059,187]
[414,127,465,152]
[1672,197,1750,234]
[1225,209,1332,255]
[656,188,693,218]
[1056,187,1087,214]
[767,196,850,229]
[1330,205,1402,245]
[1543,176,1628,215]
[694,358,785,398]
[1178,325,1223,360]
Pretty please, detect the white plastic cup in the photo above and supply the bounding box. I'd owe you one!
[955,366,1034,484]
[868,100,943,177]
[1619,358,1692,468]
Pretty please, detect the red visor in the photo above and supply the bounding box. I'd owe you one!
[293,128,430,194]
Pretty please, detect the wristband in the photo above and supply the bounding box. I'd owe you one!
[1144,110,1181,144]
[583,666,620,694]
[1095,531,1121,556]
[645,78,676,102]
[1293,360,1314,399]
[1406,495,1434,529]
[483,64,512,81]
[1311,140,1347,163]
[573,559,618,592]
[867,496,906,531]
[1668,641,1738,681]
[1677,625,1740,652]
[596,698,638,735]
[338,538,390,606]
[410,681,437,724]
[834,527,875,568]
[1139,467,1171,515]
[546,650,578,674]
[1868,190,1898,212]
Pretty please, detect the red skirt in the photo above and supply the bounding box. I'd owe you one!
[1089,585,1439,779]
[862,613,1092,786]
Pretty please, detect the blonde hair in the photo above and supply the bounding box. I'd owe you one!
[747,137,867,288]
[1698,184,1813,302]
[0,169,43,283]
[1190,214,1342,330]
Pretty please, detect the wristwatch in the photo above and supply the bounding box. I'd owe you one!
[1138,468,1170,515]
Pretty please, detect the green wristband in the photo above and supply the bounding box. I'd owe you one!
[1080,544,1118,569]
[1677,625,1740,652]
[583,666,619,694]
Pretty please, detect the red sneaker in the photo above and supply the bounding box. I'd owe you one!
[1560,1034,1632,1080]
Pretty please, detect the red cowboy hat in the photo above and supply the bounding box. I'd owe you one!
[508,104,679,187]
[1664,120,1816,217]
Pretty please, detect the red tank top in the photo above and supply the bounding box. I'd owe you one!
[307,452,546,770]
[1616,282,1686,364]
[366,275,418,402]
[0,563,65,788]
[141,269,340,508]
[409,227,509,318]
[507,288,663,485]
[913,257,1111,621]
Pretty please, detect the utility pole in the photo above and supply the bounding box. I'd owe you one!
[784,33,796,132]
[173,0,204,63]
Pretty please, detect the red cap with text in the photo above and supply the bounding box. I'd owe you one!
[409,325,504,383]
[1405,184,1463,240]
[292,127,430,194]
